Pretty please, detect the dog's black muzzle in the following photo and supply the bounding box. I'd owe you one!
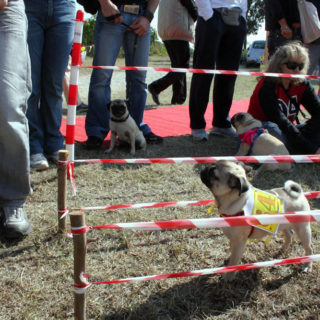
[111,104,126,118]
[231,112,246,127]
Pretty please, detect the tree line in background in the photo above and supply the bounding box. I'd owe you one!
[82,0,265,55]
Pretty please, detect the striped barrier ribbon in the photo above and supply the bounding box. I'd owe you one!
[70,210,320,234]
[82,65,320,80]
[59,191,320,218]
[73,254,320,292]
[60,154,320,165]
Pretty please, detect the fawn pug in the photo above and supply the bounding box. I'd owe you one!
[106,99,146,155]
[231,112,291,171]
[200,160,312,281]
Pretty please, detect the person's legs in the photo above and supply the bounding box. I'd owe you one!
[169,40,189,104]
[85,11,123,141]
[262,121,292,151]
[189,15,221,130]
[306,39,320,96]
[148,40,188,103]
[41,0,75,154]
[0,0,32,237]
[212,16,246,129]
[25,0,46,155]
[123,12,151,135]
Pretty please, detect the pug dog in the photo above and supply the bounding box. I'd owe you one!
[231,112,291,171]
[106,99,146,155]
[200,160,312,281]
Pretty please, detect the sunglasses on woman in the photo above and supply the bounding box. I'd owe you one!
[284,61,304,71]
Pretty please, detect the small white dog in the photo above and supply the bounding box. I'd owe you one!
[106,99,146,155]
[200,160,313,281]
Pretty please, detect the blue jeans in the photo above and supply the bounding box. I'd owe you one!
[262,121,288,145]
[25,0,76,155]
[85,8,151,139]
[0,0,31,206]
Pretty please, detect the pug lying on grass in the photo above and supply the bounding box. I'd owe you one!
[231,112,291,171]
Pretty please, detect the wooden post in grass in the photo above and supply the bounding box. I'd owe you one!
[57,149,69,232]
[70,213,87,320]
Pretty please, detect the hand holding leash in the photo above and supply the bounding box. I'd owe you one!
[130,16,150,37]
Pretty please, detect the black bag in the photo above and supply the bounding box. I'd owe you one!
[77,0,100,15]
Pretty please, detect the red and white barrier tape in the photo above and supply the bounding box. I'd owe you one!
[65,10,85,183]
[70,210,320,234]
[60,154,320,165]
[73,254,320,292]
[83,65,320,80]
[59,191,320,218]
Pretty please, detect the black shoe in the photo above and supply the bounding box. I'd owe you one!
[85,136,103,150]
[148,84,160,105]
[171,98,186,105]
[144,132,163,144]
[77,102,88,112]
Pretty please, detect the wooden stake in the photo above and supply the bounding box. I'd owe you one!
[57,149,69,232]
[70,213,87,320]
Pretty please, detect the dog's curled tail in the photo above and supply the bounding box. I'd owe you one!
[284,180,303,199]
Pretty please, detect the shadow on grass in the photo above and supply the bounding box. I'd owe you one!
[101,269,262,319]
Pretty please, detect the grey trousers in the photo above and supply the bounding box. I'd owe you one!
[0,0,32,207]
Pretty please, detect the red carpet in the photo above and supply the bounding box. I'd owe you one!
[60,99,249,142]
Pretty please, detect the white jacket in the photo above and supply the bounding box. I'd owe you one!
[157,0,195,43]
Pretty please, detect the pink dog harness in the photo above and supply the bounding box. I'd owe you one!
[238,128,266,155]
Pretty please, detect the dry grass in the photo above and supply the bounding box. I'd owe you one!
[1,56,320,320]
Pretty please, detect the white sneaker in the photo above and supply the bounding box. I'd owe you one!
[192,129,208,141]
[1,207,32,238]
[30,153,49,171]
[210,126,238,138]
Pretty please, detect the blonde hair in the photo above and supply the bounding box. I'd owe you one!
[264,41,309,84]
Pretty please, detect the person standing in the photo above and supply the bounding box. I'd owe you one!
[265,0,301,57]
[25,0,76,170]
[147,0,197,105]
[84,0,163,150]
[304,0,320,97]
[0,0,32,238]
[189,0,247,141]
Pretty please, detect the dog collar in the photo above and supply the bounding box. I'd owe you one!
[220,211,254,237]
[110,114,130,122]
[220,211,244,217]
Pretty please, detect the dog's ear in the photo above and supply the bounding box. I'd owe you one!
[200,165,216,189]
[107,102,111,110]
[228,174,249,195]
[236,161,252,174]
